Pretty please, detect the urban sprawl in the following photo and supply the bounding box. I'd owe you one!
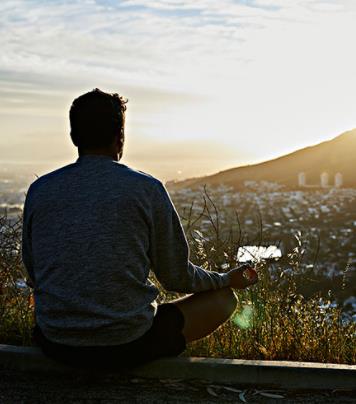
[1,169,355,321]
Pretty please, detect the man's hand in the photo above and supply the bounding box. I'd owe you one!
[228,264,258,289]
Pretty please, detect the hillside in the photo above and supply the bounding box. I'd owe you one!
[167,129,356,190]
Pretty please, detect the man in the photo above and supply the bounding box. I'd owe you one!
[22,88,258,371]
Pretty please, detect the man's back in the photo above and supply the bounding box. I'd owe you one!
[22,154,231,346]
[23,154,167,346]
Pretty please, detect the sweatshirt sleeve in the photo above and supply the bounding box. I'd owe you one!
[21,185,35,285]
[148,181,231,293]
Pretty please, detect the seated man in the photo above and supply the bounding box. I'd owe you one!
[22,88,258,371]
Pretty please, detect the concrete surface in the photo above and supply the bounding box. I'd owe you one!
[1,344,355,392]
[1,368,356,403]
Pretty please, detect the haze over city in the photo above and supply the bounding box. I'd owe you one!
[1,0,356,181]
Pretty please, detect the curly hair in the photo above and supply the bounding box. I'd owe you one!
[69,88,128,155]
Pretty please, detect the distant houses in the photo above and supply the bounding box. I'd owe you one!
[298,172,343,188]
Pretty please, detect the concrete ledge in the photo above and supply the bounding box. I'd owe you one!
[1,344,355,390]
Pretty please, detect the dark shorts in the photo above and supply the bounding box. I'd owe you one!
[33,303,186,372]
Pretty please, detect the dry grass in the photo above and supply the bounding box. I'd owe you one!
[184,268,356,363]
[0,191,355,363]
[166,188,356,364]
[0,212,34,346]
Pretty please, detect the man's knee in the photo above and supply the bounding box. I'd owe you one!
[215,287,237,318]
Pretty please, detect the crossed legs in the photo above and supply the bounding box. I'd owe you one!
[171,287,237,343]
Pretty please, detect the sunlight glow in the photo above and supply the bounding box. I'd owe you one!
[1,0,355,181]
[232,304,254,330]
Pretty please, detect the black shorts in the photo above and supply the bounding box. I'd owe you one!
[33,303,186,372]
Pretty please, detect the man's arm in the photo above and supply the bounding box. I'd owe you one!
[21,188,35,288]
[148,181,232,293]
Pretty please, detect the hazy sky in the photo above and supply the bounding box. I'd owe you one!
[1,0,356,182]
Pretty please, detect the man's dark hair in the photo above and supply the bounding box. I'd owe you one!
[69,88,128,155]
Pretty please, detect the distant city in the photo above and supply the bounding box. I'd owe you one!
[168,182,356,322]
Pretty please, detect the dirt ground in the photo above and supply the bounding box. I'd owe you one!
[0,369,355,403]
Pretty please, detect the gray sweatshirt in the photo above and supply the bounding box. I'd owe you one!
[22,154,231,346]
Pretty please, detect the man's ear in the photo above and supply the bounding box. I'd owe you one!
[116,131,125,158]
[116,135,124,149]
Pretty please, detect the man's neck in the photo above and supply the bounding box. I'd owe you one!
[78,148,118,162]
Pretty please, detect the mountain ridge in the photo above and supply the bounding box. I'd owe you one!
[166,129,356,190]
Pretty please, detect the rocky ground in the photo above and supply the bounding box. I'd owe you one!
[0,369,355,403]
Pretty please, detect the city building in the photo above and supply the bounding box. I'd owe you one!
[335,172,343,188]
[298,172,306,187]
[321,172,329,188]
